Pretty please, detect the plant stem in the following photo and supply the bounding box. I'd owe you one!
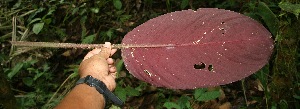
[10,41,177,49]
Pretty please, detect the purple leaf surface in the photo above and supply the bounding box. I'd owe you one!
[121,8,274,89]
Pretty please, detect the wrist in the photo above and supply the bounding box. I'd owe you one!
[80,73,115,91]
[76,83,106,104]
[76,75,124,106]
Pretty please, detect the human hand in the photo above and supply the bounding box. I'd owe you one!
[79,42,118,91]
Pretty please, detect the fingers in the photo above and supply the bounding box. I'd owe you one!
[109,72,117,79]
[107,58,114,64]
[83,42,117,61]
[103,75,117,91]
[97,42,112,59]
[109,66,116,73]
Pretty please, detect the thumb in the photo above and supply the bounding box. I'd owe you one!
[98,42,112,59]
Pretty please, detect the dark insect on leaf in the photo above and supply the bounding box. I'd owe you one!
[121,8,274,89]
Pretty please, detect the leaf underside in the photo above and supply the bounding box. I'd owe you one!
[121,8,273,89]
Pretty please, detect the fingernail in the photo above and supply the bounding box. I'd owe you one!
[104,42,111,48]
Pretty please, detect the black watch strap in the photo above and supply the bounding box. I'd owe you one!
[76,75,124,107]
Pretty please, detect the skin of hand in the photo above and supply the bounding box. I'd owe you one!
[55,42,117,109]
[79,42,118,91]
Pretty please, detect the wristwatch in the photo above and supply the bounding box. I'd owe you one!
[76,75,124,107]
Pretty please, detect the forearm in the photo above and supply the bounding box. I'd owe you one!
[55,84,105,109]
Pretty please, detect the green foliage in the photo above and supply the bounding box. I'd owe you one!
[279,2,300,18]
[7,59,38,79]
[181,0,189,9]
[32,22,44,34]
[163,95,192,109]
[114,82,140,102]
[255,65,271,108]
[194,88,220,101]
[7,62,24,79]
[166,0,172,12]
[4,58,59,108]
[177,95,192,108]
[256,2,279,36]
[82,34,96,44]
[163,102,181,109]
[113,0,122,10]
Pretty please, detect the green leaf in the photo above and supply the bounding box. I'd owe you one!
[80,15,87,24]
[256,2,279,36]
[180,0,189,9]
[120,15,132,23]
[12,0,22,9]
[279,2,300,18]
[44,18,52,25]
[163,102,181,109]
[135,82,147,92]
[28,8,45,22]
[80,16,87,38]
[0,53,7,62]
[46,7,56,16]
[82,34,96,44]
[113,0,122,10]
[8,63,23,79]
[194,88,206,99]
[70,71,79,79]
[90,7,99,13]
[293,95,300,100]
[279,100,288,109]
[255,65,269,92]
[196,91,221,101]
[29,18,42,25]
[72,7,79,15]
[163,102,180,109]
[116,59,124,75]
[109,105,121,109]
[106,29,113,40]
[42,64,50,72]
[178,95,191,108]
[23,77,33,86]
[33,72,44,80]
[23,59,38,68]
[32,22,44,34]
[125,86,140,96]
[114,86,127,102]
[271,104,277,109]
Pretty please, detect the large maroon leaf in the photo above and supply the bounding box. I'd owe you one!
[121,8,273,89]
